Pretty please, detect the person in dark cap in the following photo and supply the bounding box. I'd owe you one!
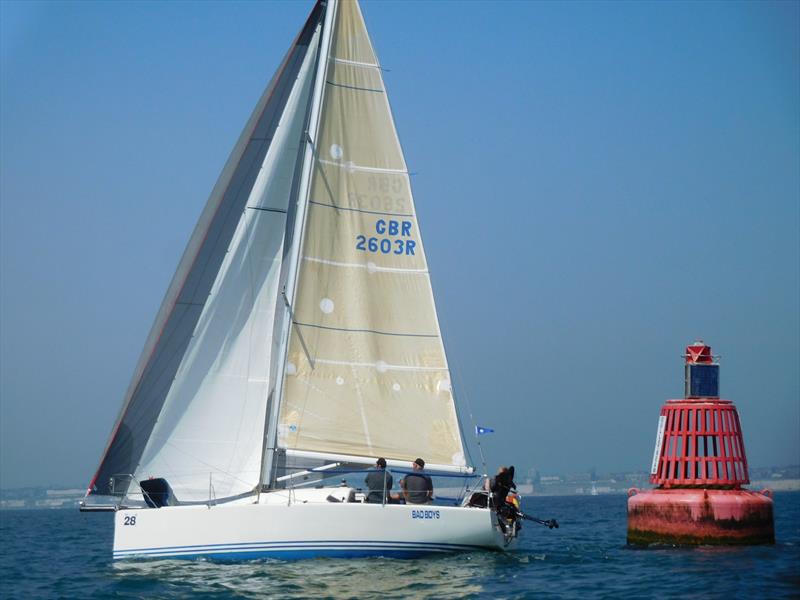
[364,457,393,503]
[400,458,433,504]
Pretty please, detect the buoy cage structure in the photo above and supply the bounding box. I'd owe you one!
[627,341,774,545]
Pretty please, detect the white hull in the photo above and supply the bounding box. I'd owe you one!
[113,489,514,560]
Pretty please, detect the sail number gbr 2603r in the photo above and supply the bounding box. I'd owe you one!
[355,219,416,256]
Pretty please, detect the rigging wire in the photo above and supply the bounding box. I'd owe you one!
[425,259,487,482]
[449,355,487,478]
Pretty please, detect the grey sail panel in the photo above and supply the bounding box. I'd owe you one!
[88,1,324,496]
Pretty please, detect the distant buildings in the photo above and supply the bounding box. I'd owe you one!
[522,465,799,496]
[1,487,85,510]
[1,466,797,508]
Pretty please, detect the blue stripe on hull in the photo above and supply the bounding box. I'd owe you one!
[113,539,494,561]
[115,547,451,561]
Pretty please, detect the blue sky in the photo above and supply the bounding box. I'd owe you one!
[1,0,798,488]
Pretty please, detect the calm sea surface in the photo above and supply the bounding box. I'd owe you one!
[1,492,798,599]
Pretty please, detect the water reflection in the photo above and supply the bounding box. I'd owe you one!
[112,552,500,599]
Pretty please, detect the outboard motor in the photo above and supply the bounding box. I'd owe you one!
[491,465,560,533]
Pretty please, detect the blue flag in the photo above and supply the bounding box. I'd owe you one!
[475,425,494,436]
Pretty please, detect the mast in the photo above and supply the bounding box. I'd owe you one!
[260,0,339,490]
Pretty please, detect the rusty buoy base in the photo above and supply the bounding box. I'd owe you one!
[627,488,774,545]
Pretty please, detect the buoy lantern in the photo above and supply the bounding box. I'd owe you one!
[627,341,774,545]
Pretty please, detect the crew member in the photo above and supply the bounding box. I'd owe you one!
[400,458,433,504]
[490,466,516,509]
[364,457,393,503]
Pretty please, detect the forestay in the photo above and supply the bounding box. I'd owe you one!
[276,0,467,471]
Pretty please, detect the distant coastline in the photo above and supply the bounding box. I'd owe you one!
[525,479,800,497]
[3,465,797,509]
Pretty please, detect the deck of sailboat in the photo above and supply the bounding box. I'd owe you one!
[112,488,511,561]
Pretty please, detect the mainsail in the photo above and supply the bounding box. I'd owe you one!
[275,0,467,472]
[89,0,469,504]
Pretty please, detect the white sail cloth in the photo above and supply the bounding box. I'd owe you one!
[133,28,321,501]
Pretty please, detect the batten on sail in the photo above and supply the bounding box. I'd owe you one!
[276,0,467,471]
[88,3,325,500]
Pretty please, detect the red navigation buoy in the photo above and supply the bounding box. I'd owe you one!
[627,341,775,545]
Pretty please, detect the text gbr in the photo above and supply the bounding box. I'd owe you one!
[356,219,416,256]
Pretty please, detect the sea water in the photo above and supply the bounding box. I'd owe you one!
[1,492,798,599]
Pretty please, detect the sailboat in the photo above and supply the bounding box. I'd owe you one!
[83,0,519,560]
